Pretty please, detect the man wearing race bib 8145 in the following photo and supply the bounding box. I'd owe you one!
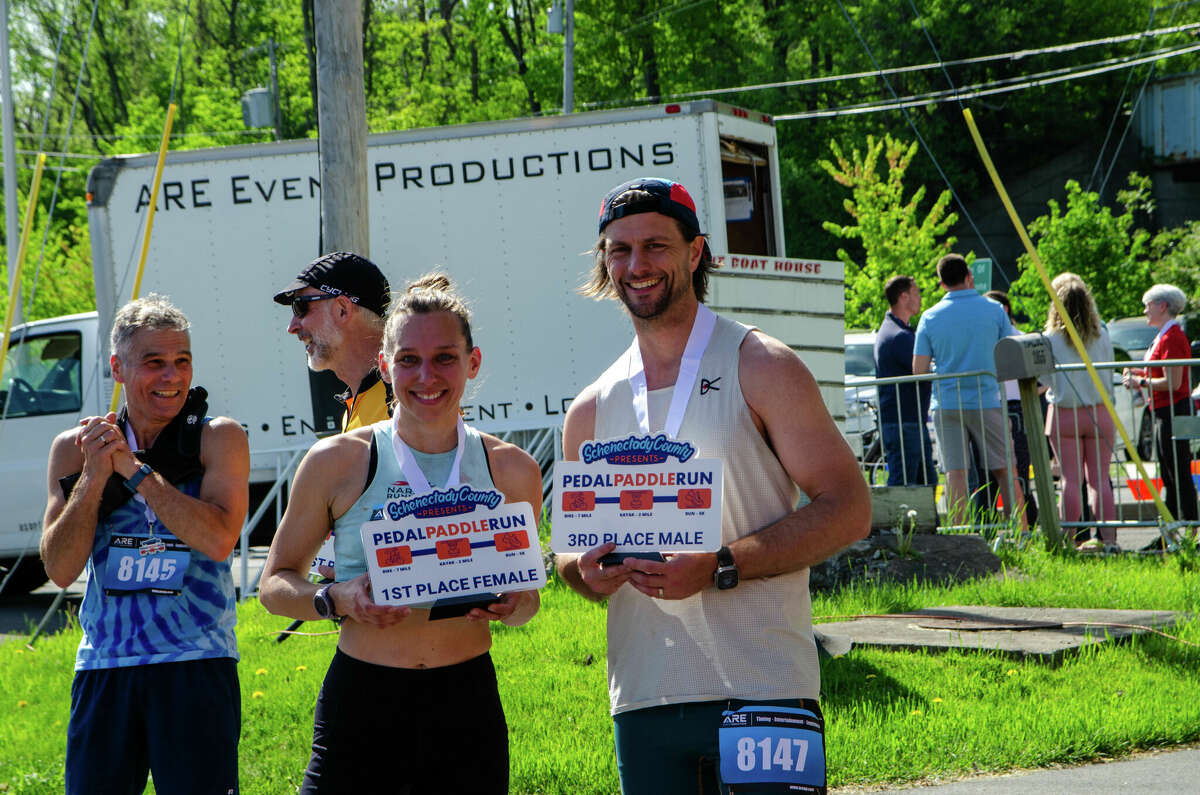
[556,178,870,794]
[40,295,250,794]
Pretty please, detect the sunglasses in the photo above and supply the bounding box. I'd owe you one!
[291,293,338,318]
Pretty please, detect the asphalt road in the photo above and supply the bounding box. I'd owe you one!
[838,744,1200,793]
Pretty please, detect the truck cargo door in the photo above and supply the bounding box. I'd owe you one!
[721,139,775,256]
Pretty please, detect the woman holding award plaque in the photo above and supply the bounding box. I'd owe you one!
[261,273,543,794]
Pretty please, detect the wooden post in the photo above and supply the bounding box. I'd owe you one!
[313,0,369,256]
[1019,377,1064,551]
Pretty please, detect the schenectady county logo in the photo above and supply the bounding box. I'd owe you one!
[386,486,503,521]
[580,434,696,465]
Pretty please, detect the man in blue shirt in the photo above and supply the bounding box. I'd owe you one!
[913,254,1026,529]
[874,275,935,486]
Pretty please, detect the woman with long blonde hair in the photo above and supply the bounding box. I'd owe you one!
[1042,273,1117,550]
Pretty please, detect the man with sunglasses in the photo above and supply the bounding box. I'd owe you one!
[273,251,393,432]
[556,177,870,794]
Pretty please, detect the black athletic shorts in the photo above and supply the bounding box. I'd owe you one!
[301,648,509,794]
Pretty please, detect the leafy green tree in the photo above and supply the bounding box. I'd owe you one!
[1145,222,1200,317]
[820,133,958,329]
[1008,175,1152,326]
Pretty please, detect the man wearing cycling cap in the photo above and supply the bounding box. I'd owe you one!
[273,251,392,432]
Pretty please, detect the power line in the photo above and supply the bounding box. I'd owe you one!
[580,19,1200,110]
[830,0,1007,284]
[1085,4,1162,193]
[774,40,1200,121]
[1096,2,1190,199]
[11,128,274,142]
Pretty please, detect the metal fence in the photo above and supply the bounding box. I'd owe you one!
[846,358,1200,540]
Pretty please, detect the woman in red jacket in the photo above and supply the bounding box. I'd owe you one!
[1123,283,1197,525]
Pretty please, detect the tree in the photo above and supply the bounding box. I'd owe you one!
[1008,175,1152,326]
[820,133,958,329]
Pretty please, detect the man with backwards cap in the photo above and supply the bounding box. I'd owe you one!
[274,251,393,432]
[557,177,870,794]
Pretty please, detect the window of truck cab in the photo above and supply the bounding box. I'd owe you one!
[1,331,83,417]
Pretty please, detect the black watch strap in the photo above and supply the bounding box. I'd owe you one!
[716,546,735,568]
[123,463,153,493]
[714,545,739,590]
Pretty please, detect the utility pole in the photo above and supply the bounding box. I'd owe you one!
[548,0,575,114]
[314,0,369,256]
[563,0,575,114]
[269,38,283,142]
[2,0,23,326]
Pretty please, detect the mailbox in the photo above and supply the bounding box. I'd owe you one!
[994,333,1055,380]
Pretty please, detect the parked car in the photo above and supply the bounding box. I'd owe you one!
[844,331,882,472]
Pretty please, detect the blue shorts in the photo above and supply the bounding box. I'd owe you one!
[614,698,826,795]
[66,657,240,795]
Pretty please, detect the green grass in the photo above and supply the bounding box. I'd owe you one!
[2,548,1198,793]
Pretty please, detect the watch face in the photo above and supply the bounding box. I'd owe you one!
[716,568,739,590]
[314,589,331,618]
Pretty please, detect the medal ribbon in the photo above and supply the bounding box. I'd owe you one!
[626,303,717,438]
[122,422,158,532]
[390,412,466,493]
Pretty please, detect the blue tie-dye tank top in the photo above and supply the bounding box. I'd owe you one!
[75,438,238,671]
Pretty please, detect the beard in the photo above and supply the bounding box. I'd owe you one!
[616,269,693,320]
[303,332,338,371]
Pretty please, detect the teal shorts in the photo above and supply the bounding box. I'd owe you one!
[613,698,825,795]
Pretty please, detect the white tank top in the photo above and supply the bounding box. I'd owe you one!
[593,312,818,714]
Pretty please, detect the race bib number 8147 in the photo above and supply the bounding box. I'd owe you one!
[718,705,826,793]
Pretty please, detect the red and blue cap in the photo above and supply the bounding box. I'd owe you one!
[597,177,704,237]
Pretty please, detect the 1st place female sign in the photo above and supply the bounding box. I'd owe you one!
[361,486,545,607]
[551,433,723,555]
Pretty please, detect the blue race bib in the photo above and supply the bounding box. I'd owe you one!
[718,705,826,793]
[103,535,190,596]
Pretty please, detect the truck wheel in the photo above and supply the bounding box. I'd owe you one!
[0,557,49,598]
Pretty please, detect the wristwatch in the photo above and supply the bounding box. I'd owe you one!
[313,583,341,621]
[123,463,153,493]
[713,545,739,590]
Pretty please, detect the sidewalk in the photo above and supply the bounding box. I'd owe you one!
[838,743,1200,793]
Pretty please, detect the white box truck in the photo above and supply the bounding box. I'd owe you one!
[0,100,845,595]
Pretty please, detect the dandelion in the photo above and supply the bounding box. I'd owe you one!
[865,674,876,680]
[14,649,23,654]
[255,668,268,676]
[17,700,28,708]
[295,665,308,672]
[910,709,923,716]
[1006,669,1018,676]
[252,691,264,699]
[932,697,944,703]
